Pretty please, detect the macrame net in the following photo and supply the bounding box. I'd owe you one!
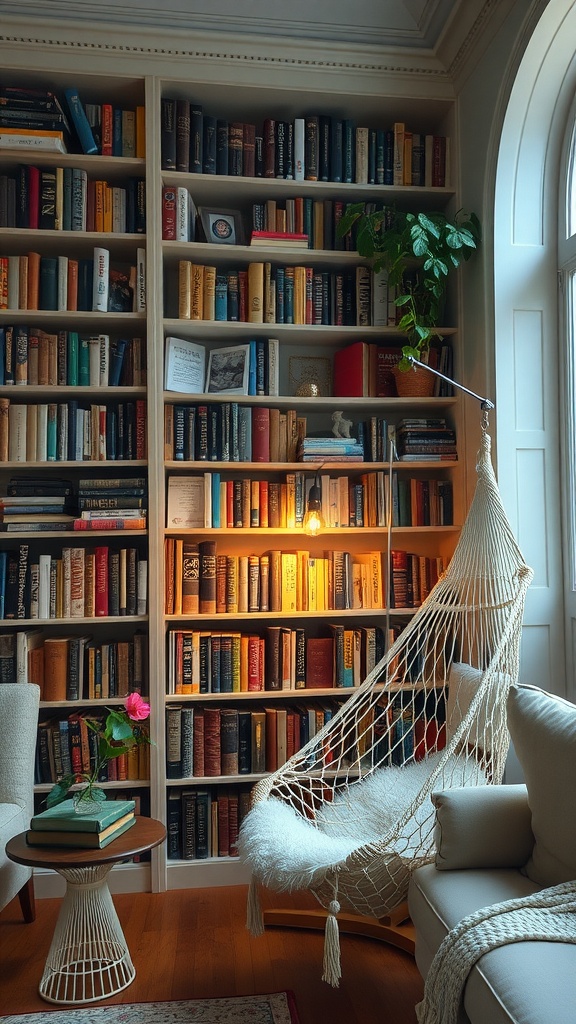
[238,422,534,985]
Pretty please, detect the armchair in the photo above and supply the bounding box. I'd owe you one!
[0,682,40,922]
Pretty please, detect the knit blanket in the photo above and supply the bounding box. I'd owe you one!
[416,880,576,1024]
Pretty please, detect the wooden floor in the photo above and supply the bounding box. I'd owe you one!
[0,885,423,1023]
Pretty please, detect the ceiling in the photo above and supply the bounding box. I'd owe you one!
[0,1,467,50]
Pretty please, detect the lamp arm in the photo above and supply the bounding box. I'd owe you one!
[407,356,495,411]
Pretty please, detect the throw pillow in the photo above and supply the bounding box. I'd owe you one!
[506,682,576,886]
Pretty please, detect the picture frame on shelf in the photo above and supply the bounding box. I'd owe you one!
[205,343,251,395]
[288,356,332,397]
[199,207,244,246]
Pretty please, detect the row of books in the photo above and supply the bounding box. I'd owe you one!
[0,326,146,388]
[175,260,391,327]
[160,101,450,188]
[0,166,145,233]
[390,549,446,607]
[166,700,341,780]
[250,197,372,252]
[166,624,388,694]
[167,786,251,860]
[0,248,146,314]
[0,85,144,158]
[164,335,279,398]
[0,626,148,700]
[164,403,303,464]
[164,541,385,615]
[166,468,452,531]
[0,544,147,621]
[0,398,147,465]
[35,716,150,786]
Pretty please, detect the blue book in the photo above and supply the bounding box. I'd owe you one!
[64,88,98,155]
[67,400,78,461]
[31,798,135,832]
[62,167,73,230]
[78,336,90,385]
[211,471,221,529]
[113,108,123,157]
[108,337,128,387]
[0,326,5,385]
[215,275,228,320]
[248,340,257,396]
[46,404,58,461]
[275,268,285,324]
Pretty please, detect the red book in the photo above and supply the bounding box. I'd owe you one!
[250,231,309,246]
[238,269,248,321]
[251,406,270,462]
[305,638,334,688]
[242,123,256,178]
[67,259,78,311]
[247,634,262,691]
[375,346,402,397]
[217,792,230,856]
[101,103,113,156]
[74,518,147,531]
[136,399,147,459]
[227,791,239,857]
[162,186,177,240]
[333,340,370,397]
[94,545,109,616]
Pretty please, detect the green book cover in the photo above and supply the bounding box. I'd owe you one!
[31,798,135,832]
[27,814,136,849]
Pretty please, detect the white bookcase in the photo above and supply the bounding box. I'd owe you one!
[0,32,464,896]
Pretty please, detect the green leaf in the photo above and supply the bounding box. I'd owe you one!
[45,774,77,808]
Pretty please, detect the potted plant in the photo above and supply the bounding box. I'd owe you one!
[337,203,481,379]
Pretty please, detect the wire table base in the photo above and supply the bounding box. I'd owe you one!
[40,864,135,1005]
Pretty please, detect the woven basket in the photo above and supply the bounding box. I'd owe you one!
[393,364,435,398]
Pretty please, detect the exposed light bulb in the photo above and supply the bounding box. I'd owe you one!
[303,476,325,536]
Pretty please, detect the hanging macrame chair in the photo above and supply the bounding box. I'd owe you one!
[238,421,534,986]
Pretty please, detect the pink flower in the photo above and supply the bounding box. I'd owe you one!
[124,692,151,721]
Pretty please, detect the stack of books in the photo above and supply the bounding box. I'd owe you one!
[74,476,148,532]
[0,477,76,532]
[395,419,457,462]
[26,798,136,849]
[297,435,365,463]
[0,85,72,153]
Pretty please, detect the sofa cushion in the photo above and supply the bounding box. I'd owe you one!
[507,683,576,886]
[433,785,534,871]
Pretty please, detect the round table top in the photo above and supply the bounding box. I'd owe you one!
[6,815,166,870]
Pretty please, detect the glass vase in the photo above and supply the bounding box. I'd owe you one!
[72,785,106,815]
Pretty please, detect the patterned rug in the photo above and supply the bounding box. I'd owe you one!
[0,992,300,1024]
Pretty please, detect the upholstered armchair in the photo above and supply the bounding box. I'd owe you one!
[0,683,40,922]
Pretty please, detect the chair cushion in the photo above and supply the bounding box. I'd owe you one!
[506,683,576,886]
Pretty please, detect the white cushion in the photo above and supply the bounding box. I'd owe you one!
[506,683,576,886]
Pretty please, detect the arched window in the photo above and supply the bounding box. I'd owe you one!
[558,98,576,638]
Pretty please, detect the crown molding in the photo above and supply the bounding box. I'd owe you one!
[0,14,454,89]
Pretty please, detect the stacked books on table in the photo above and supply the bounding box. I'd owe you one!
[26,798,136,849]
[297,435,365,463]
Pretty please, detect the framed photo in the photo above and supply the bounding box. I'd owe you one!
[205,344,251,395]
[199,207,244,246]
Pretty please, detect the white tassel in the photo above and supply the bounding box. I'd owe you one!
[246,877,265,936]
[322,899,342,987]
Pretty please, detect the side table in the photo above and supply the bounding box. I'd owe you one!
[6,816,166,1006]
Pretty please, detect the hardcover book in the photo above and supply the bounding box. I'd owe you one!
[30,798,135,832]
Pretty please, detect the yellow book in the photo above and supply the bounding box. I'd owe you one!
[281,552,298,612]
[307,556,317,612]
[240,634,249,692]
[293,265,306,324]
[238,555,249,614]
[226,554,239,614]
[103,183,113,233]
[178,260,192,319]
[296,549,309,611]
[285,472,296,529]
[203,265,216,320]
[247,261,264,323]
[190,264,204,320]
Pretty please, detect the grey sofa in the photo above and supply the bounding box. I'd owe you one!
[408,683,576,1024]
[0,682,40,922]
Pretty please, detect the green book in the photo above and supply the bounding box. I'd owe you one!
[30,798,135,833]
[26,813,136,849]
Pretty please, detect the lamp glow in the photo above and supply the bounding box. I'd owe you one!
[303,475,325,536]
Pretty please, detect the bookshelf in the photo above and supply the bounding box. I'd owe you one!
[0,47,464,896]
